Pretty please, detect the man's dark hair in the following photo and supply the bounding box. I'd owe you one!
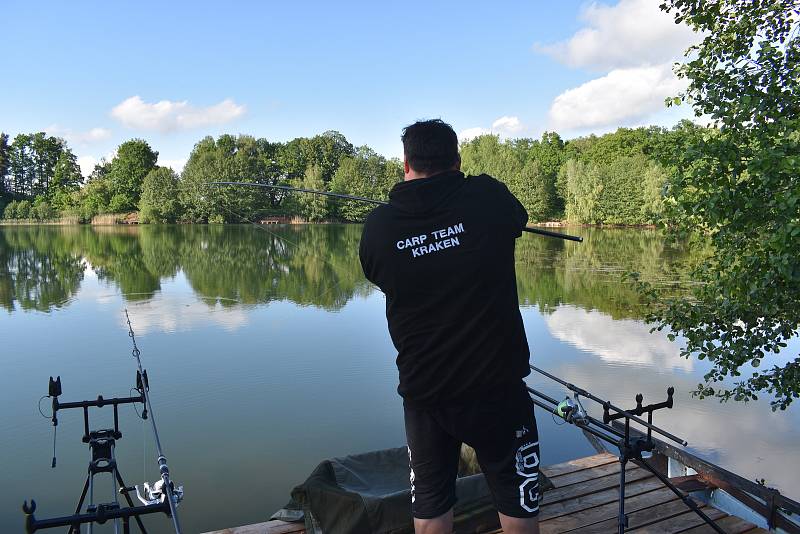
[401,119,460,175]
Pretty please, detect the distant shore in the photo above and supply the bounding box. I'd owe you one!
[0,214,656,229]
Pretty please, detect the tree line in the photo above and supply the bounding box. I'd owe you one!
[1,123,703,225]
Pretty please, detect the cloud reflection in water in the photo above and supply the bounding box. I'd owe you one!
[544,305,692,372]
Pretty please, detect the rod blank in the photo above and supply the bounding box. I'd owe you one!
[529,365,688,446]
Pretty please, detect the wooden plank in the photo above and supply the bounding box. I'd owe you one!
[539,478,665,522]
[542,453,618,479]
[549,460,637,489]
[542,468,653,506]
[202,520,306,534]
[678,514,766,534]
[540,487,679,533]
[612,422,800,518]
[629,507,728,533]
[566,499,722,533]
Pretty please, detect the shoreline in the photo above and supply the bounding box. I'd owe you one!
[0,216,658,230]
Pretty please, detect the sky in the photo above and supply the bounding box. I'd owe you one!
[2,0,700,176]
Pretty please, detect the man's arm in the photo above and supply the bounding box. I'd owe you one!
[494,179,528,237]
[359,217,377,285]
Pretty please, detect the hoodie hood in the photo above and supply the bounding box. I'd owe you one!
[388,170,466,215]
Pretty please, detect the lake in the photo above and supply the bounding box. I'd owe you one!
[1,224,798,533]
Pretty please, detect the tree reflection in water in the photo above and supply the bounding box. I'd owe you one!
[0,225,698,316]
[0,226,86,312]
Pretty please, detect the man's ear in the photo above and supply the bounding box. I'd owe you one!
[403,158,410,174]
[453,156,461,171]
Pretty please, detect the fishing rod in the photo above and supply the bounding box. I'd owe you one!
[23,311,184,534]
[125,310,183,534]
[206,181,584,242]
[526,364,726,534]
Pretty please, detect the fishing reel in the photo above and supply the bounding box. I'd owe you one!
[555,393,588,425]
[135,479,185,507]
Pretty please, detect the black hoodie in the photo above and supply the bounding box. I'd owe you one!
[359,170,530,407]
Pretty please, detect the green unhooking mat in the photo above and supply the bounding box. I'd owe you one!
[276,446,551,534]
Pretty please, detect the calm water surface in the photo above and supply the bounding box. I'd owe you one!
[1,224,798,533]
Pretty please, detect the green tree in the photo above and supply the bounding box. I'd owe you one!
[330,147,400,221]
[50,149,83,211]
[139,167,180,223]
[528,132,566,217]
[32,196,55,220]
[293,164,328,221]
[641,162,668,224]
[563,159,603,224]
[76,161,112,222]
[8,134,34,197]
[595,155,649,225]
[519,159,556,222]
[0,133,9,198]
[16,199,32,219]
[643,0,800,409]
[106,139,158,211]
[29,132,63,197]
[278,131,354,185]
[3,201,18,219]
[179,134,269,223]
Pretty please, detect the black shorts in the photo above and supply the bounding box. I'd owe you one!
[404,380,540,519]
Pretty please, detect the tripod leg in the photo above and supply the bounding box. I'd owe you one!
[73,476,90,516]
[66,475,91,533]
[618,455,628,534]
[115,470,148,534]
[638,458,728,534]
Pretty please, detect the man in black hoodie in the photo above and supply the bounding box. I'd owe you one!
[359,120,540,534]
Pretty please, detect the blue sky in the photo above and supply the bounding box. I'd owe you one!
[3,0,698,175]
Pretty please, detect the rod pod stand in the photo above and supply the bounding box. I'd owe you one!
[526,367,727,534]
[23,374,175,534]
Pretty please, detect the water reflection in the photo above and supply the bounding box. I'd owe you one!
[0,225,372,313]
[0,227,86,312]
[0,225,695,319]
[1,224,797,532]
[544,306,692,371]
[516,227,693,319]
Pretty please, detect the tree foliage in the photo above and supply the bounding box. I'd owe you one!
[330,147,401,221]
[643,0,800,409]
[139,167,180,223]
[106,139,158,211]
[0,133,9,198]
[3,132,73,199]
[461,129,674,224]
[179,135,270,223]
[293,164,328,221]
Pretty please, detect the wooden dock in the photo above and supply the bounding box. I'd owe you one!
[205,452,768,533]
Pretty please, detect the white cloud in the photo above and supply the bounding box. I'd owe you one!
[46,124,112,145]
[536,0,698,71]
[159,158,187,174]
[110,96,246,133]
[77,155,99,177]
[458,126,491,142]
[459,115,526,142]
[491,115,524,134]
[77,150,117,177]
[548,63,687,130]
